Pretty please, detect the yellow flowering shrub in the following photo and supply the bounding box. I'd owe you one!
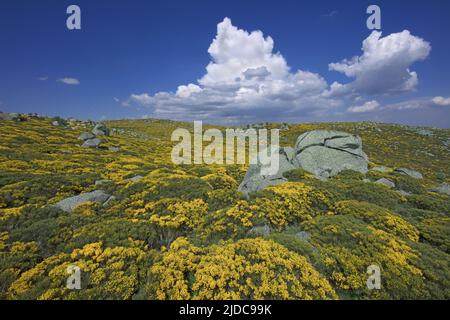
[254,182,332,228]
[334,200,420,241]
[300,215,427,299]
[8,242,154,300]
[148,237,337,300]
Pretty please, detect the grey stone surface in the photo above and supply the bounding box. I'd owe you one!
[294,130,368,180]
[397,190,412,196]
[52,121,60,126]
[125,175,144,183]
[95,179,113,186]
[108,146,120,152]
[429,182,450,195]
[78,132,95,141]
[248,225,270,237]
[371,166,389,173]
[375,178,395,188]
[81,138,102,148]
[54,190,110,213]
[92,123,110,136]
[395,168,423,179]
[103,196,117,207]
[0,112,19,121]
[295,231,311,241]
[238,146,296,195]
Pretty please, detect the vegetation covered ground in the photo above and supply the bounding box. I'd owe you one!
[0,116,449,299]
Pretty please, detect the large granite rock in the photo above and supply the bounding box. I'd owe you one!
[237,146,297,195]
[237,130,370,194]
[54,190,111,213]
[294,130,369,180]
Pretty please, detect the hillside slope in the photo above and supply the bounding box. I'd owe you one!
[0,115,449,299]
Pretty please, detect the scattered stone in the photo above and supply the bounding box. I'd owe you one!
[416,128,433,136]
[125,175,144,183]
[92,123,110,136]
[81,138,102,148]
[95,179,113,186]
[371,166,390,173]
[108,146,120,152]
[52,121,60,126]
[103,196,117,207]
[375,178,395,188]
[429,182,450,196]
[295,231,311,241]
[397,190,412,196]
[78,132,95,141]
[294,130,369,180]
[248,225,270,237]
[54,190,111,213]
[363,179,371,183]
[395,168,423,179]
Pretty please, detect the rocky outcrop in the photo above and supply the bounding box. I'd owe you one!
[237,146,297,195]
[92,123,110,136]
[294,130,368,180]
[238,130,370,194]
[54,190,111,213]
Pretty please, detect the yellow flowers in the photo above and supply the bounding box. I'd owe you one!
[149,237,337,300]
[8,242,152,300]
[335,200,420,241]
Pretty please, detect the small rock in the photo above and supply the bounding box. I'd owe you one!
[429,183,450,196]
[81,138,102,148]
[103,196,116,207]
[397,190,412,196]
[78,132,95,140]
[125,175,144,183]
[92,123,110,136]
[54,190,111,213]
[52,121,60,126]
[95,179,113,186]
[395,168,423,179]
[248,225,270,237]
[108,146,120,152]
[371,166,389,173]
[295,231,311,241]
[375,178,395,188]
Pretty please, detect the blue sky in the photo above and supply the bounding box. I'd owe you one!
[1,0,449,127]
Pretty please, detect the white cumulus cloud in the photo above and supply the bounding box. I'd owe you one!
[329,30,431,96]
[432,96,450,106]
[347,100,380,113]
[124,19,438,124]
